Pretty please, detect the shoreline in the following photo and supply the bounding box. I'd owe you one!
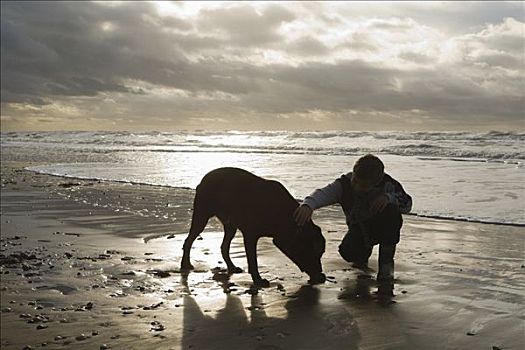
[23,165,525,229]
[1,162,524,350]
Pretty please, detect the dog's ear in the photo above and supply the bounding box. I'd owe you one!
[295,223,310,237]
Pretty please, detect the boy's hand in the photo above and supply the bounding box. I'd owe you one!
[370,194,389,214]
[294,204,313,226]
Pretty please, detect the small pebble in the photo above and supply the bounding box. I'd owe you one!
[92,330,99,336]
[54,335,64,341]
[76,334,88,341]
[36,324,48,330]
[100,345,109,350]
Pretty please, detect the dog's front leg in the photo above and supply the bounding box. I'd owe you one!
[222,224,242,273]
[243,234,269,287]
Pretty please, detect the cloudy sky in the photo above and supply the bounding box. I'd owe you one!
[1,1,523,131]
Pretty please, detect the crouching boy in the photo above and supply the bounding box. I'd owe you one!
[294,154,412,281]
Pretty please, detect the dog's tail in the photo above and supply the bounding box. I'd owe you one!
[189,185,211,235]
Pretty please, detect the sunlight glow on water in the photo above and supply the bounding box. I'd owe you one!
[4,130,524,225]
[28,153,525,225]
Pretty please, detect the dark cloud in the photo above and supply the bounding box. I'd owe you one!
[398,51,434,64]
[287,37,330,56]
[0,1,523,131]
[197,4,295,46]
[340,33,379,52]
[368,18,414,31]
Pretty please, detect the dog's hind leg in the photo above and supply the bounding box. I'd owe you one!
[181,210,209,271]
[221,223,242,273]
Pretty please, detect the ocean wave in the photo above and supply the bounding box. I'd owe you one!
[25,166,525,227]
[4,130,524,142]
[4,140,524,162]
[3,130,524,162]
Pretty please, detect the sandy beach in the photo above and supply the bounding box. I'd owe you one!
[1,161,524,350]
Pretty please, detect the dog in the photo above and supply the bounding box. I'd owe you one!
[181,167,326,287]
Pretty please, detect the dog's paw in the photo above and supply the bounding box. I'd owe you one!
[308,273,326,285]
[228,266,243,274]
[253,278,270,288]
[180,262,194,271]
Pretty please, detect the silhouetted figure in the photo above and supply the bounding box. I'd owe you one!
[294,154,412,285]
[181,167,326,287]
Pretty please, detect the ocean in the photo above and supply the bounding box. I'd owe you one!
[1,130,524,226]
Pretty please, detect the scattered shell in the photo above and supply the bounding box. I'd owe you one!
[76,334,88,341]
[143,302,163,310]
[150,321,165,331]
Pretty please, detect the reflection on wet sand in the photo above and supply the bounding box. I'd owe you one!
[338,273,396,306]
[180,272,362,350]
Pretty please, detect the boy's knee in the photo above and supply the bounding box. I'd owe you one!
[369,204,402,245]
[381,203,403,228]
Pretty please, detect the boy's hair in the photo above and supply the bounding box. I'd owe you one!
[353,154,384,184]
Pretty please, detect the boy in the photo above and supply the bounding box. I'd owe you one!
[294,154,412,282]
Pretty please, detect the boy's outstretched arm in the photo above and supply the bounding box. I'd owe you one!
[294,180,344,226]
[294,205,313,226]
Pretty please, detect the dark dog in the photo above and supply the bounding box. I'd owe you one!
[181,167,326,287]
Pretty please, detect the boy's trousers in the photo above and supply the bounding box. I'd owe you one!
[338,203,403,265]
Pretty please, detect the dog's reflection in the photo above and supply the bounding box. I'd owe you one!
[180,273,361,349]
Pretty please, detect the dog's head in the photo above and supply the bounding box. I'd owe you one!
[273,221,326,284]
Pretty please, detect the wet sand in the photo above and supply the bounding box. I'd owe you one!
[1,162,524,350]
